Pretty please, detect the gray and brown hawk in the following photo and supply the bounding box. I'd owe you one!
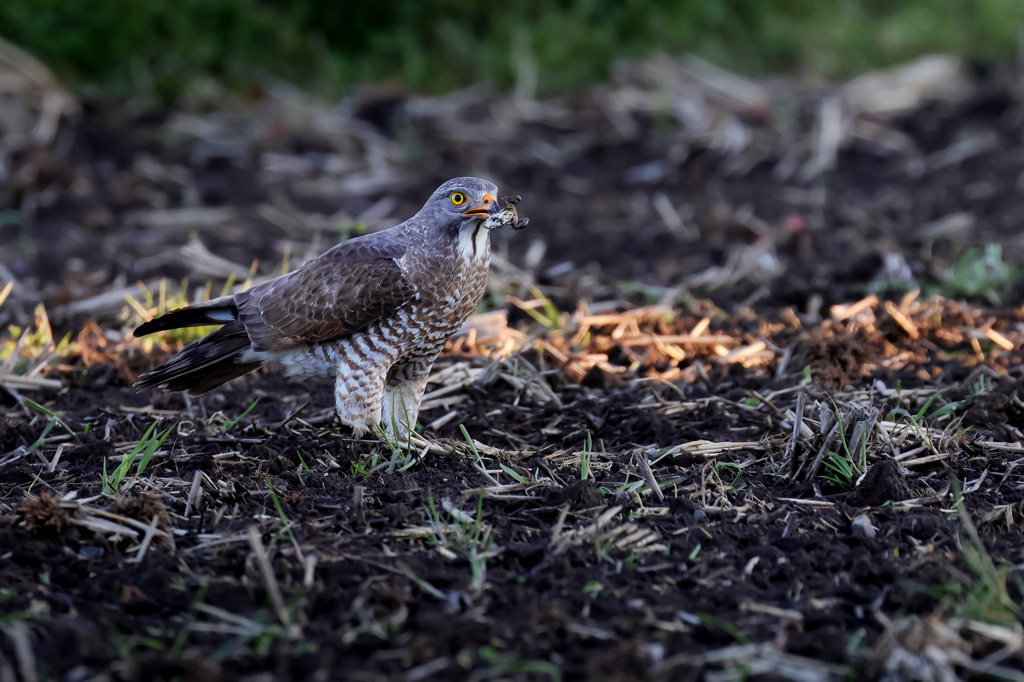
[134,177,518,439]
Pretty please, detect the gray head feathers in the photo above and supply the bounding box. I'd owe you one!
[404,177,500,237]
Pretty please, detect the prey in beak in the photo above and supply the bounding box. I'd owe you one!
[461,193,498,218]
[481,195,529,231]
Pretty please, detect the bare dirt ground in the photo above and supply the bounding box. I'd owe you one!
[2,54,1024,681]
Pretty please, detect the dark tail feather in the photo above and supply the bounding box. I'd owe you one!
[134,320,261,394]
[133,302,238,338]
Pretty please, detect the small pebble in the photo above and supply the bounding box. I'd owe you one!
[678,610,702,626]
[851,515,877,539]
[79,546,104,560]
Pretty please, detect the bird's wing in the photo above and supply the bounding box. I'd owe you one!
[235,236,414,353]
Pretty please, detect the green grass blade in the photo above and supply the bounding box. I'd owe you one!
[23,419,57,456]
[22,398,75,437]
[137,424,175,476]
[223,398,260,432]
[499,463,528,484]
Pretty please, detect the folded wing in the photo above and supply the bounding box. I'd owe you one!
[236,235,415,353]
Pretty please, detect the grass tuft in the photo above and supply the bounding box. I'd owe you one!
[425,490,497,594]
[102,422,175,494]
[948,482,1021,626]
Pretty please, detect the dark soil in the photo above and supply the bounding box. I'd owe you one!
[3,69,1024,681]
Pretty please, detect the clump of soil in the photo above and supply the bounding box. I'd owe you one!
[18,492,69,537]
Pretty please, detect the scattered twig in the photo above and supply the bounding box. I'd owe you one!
[246,526,293,633]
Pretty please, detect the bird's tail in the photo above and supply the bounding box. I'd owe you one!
[134,303,262,394]
[132,298,238,337]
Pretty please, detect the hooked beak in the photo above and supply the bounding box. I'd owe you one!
[461,193,498,219]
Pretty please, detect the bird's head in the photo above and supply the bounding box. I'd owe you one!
[414,177,501,237]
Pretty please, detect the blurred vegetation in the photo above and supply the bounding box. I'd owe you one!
[2,0,1023,101]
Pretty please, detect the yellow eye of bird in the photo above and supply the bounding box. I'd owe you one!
[450,192,467,206]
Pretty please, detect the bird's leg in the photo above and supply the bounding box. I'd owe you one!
[382,360,433,443]
[334,356,391,438]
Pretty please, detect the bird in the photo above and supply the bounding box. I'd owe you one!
[134,177,515,440]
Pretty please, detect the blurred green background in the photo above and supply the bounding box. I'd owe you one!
[2,0,1022,101]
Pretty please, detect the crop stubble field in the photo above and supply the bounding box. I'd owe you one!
[1,54,1024,680]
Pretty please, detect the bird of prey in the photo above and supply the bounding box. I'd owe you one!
[134,177,520,440]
